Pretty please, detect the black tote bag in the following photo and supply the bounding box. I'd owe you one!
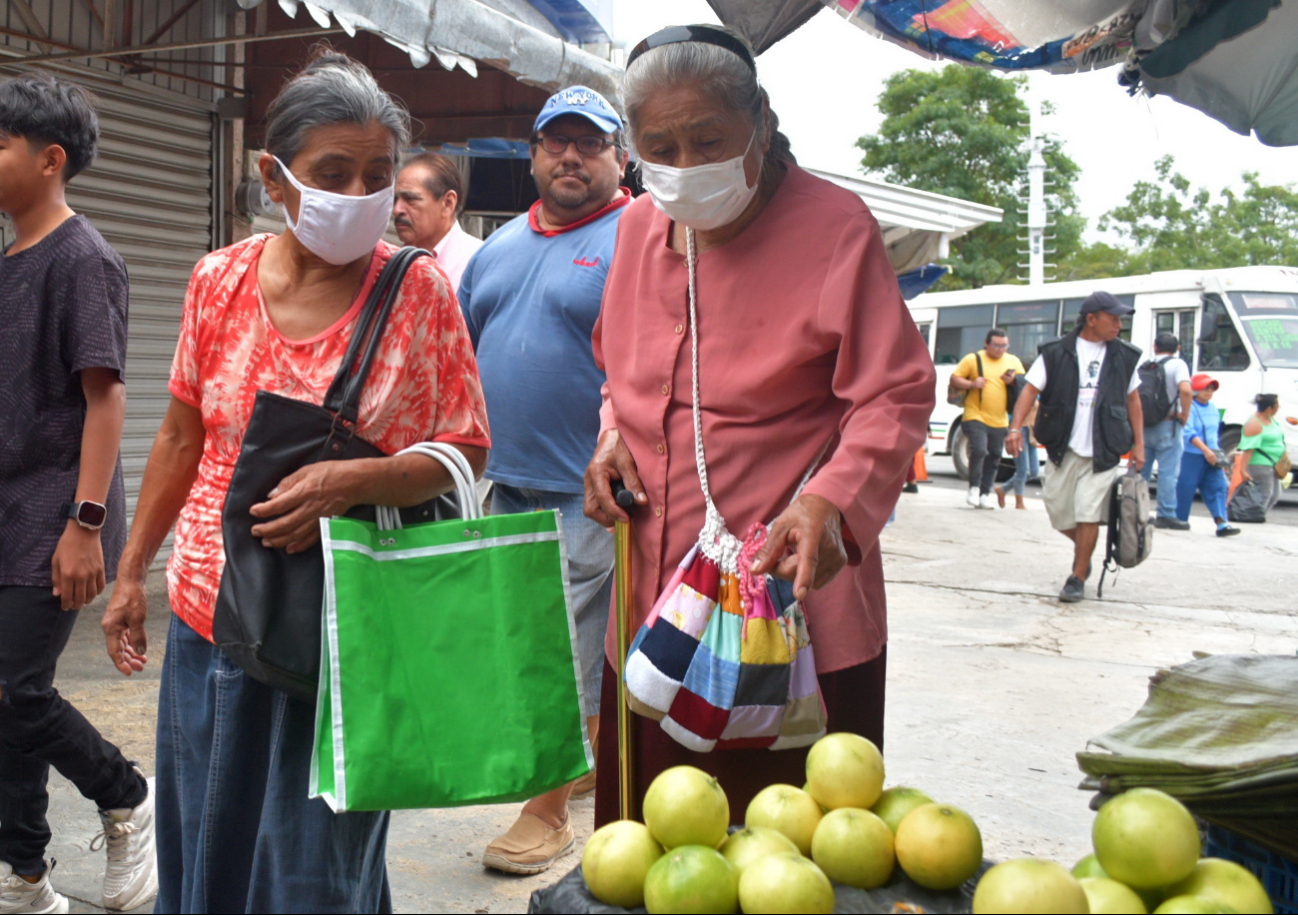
[212,246,452,700]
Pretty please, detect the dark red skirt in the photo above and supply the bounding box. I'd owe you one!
[593,647,886,828]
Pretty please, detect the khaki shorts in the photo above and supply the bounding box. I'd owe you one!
[1043,449,1118,531]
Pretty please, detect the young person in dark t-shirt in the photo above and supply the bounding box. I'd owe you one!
[0,74,157,914]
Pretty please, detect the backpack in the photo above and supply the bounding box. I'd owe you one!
[946,352,983,407]
[1097,469,1154,598]
[1137,356,1173,427]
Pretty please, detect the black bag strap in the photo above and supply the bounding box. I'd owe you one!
[322,246,431,424]
[1097,477,1121,599]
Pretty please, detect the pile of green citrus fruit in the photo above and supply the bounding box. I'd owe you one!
[580,732,985,914]
[972,788,1273,914]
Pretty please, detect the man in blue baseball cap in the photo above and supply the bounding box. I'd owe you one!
[459,85,629,874]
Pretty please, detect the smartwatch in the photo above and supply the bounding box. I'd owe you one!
[61,500,108,531]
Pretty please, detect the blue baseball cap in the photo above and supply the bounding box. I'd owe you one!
[533,86,622,135]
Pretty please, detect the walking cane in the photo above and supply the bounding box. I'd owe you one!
[611,481,637,822]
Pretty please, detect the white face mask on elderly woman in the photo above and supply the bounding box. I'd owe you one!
[274,157,394,265]
[636,131,759,231]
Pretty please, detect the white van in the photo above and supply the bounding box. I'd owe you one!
[909,266,1298,480]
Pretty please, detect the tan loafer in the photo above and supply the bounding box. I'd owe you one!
[482,812,575,875]
[570,769,597,800]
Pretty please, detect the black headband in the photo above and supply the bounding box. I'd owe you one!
[626,25,758,76]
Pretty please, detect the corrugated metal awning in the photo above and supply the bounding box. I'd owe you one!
[236,0,622,101]
[806,168,1003,274]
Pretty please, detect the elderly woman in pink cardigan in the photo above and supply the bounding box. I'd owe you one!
[584,25,935,826]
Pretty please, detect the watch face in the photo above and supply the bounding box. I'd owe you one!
[77,501,108,528]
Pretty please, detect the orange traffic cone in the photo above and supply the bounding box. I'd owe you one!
[913,447,928,483]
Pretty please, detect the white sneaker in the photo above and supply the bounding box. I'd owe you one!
[966,487,979,507]
[93,774,158,911]
[978,493,995,509]
[0,861,68,915]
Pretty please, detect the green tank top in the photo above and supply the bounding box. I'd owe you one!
[1238,416,1286,466]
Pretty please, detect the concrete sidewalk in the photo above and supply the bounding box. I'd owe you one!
[41,487,1298,912]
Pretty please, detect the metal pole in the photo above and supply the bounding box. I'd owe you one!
[612,484,637,822]
[11,26,342,65]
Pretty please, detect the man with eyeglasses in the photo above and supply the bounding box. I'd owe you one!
[458,85,629,875]
[950,328,1025,509]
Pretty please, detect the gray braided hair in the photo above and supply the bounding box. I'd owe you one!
[622,25,795,174]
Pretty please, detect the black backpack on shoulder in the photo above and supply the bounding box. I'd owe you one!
[1137,356,1173,427]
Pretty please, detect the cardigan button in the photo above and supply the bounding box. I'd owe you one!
[674,324,684,335]
[655,507,663,517]
[661,384,670,396]
[656,443,665,454]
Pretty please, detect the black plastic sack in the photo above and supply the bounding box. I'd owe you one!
[1228,480,1267,523]
[528,860,989,915]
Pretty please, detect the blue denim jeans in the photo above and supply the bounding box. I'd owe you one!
[490,483,613,717]
[1141,419,1184,519]
[1176,450,1228,524]
[155,615,391,913]
[1007,426,1040,497]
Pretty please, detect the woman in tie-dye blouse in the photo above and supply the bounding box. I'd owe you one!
[101,51,489,913]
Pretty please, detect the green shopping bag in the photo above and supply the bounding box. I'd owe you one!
[309,445,592,812]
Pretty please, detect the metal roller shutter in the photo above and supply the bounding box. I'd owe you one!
[1,71,214,565]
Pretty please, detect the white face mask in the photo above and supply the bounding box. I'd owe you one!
[275,157,394,265]
[636,131,759,231]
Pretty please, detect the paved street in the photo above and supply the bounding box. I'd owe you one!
[44,462,1298,913]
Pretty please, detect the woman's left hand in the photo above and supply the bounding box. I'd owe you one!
[748,494,848,602]
[250,462,355,553]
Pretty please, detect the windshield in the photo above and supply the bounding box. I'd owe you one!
[1229,292,1298,369]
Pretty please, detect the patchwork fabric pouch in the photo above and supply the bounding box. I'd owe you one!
[623,228,829,753]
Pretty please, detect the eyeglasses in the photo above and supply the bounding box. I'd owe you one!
[534,134,617,156]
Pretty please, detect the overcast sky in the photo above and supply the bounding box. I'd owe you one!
[611,1,1296,243]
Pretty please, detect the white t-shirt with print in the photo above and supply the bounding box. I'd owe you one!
[1025,336,1141,457]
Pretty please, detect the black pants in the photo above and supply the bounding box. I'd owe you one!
[0,586,146,874]
[964,420,1008,495]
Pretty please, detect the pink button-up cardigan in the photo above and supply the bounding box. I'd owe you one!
[594,165,936,674]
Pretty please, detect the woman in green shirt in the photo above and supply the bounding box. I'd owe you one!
[1238,393,1287,515]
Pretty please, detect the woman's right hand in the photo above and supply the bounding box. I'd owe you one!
[103,576,149,677]
[585,429,648,528]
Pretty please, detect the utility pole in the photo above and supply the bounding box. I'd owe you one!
[1018,85,1055,285]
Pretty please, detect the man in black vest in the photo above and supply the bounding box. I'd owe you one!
[1007,292,1146,603]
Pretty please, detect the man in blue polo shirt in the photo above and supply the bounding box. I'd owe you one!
[460,85,629,876]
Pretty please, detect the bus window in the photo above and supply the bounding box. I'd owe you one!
[1198,295,1250,370]
[916,323,933,348]
[996,300,1059,362]
[934,304,994,364]
[1063,295,1133,341]
[1154,309,1197,364]
[1228,292,1298,369]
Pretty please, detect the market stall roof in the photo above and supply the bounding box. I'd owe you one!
[235,0,621,100]
[716,0,1298,147]
[807,168,1003,274]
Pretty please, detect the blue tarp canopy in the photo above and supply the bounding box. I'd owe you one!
[715,0,1298,146]
[431,139,531,159]
[898,264,950,299]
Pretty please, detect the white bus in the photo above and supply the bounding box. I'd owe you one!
[909,266,1298,481]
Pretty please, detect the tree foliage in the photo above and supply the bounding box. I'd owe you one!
[857,65,1083,289]
[1061,156,1298,278]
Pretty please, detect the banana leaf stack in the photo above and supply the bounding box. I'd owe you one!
[1077,654,1298,859]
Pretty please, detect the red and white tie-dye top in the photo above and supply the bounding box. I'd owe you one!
[166,235,491,641]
